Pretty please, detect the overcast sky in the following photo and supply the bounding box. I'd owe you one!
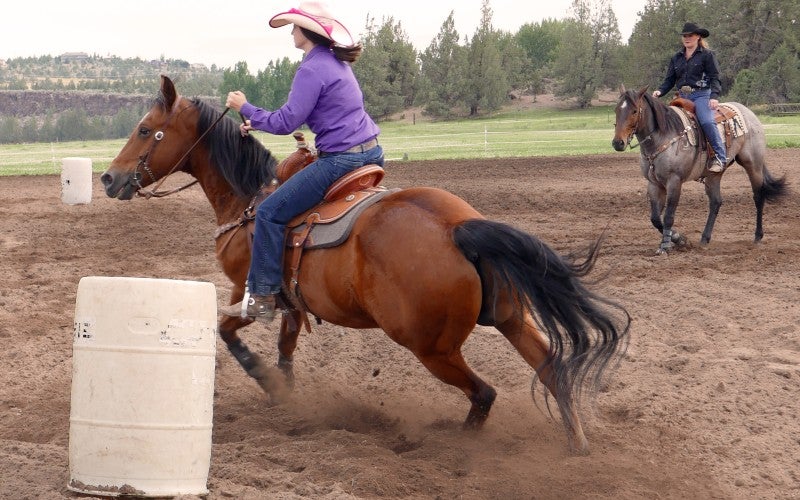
[2,0,643,71]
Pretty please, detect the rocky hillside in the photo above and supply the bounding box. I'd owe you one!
[0,90,219,118]
[0,91,151,118]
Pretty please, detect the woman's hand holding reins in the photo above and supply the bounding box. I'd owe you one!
[226,91,252,136]
[226,90,247,111]
[239,120,252,137]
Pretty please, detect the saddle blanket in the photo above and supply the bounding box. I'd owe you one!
[669,102,748,147]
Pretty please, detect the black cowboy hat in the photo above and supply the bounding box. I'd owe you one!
[680,22,710,38]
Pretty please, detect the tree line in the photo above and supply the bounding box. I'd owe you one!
[216,0,800,120]
[1,0,798,144]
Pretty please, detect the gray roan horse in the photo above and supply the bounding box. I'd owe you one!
[612,85,788,254]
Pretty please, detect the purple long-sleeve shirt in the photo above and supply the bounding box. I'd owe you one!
[240,45,380,153]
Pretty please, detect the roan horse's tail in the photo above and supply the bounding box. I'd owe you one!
[452,219,630,403]
[759,167,788,204]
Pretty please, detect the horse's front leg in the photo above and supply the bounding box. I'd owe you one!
[700,176,723,245]
[220,313,271,384]
[219,286,288,403]
[221,313,293,405]
[656,176,685,254]
[647,181,665,234]
[647,182,685,252]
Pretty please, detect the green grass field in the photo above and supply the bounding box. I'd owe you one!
[2,105,799,176]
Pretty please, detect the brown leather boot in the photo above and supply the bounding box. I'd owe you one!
[708,157,725,173]
[219,293,277,322]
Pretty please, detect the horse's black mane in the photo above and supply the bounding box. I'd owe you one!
[625,90,686,136]
[192,98,278,199]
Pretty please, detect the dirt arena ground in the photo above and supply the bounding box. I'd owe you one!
[1,149,798,499]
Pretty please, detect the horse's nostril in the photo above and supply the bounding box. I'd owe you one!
[100,172,113,187]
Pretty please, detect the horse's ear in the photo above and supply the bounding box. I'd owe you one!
[619,84,626,94]
[160,75,177,109]
[637,85,649,98]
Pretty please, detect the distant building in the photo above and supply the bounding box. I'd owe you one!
[60,52,89,62]
[0,59,6,69]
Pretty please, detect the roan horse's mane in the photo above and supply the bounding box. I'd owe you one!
[626,90,685,137]
[177,97,278,199]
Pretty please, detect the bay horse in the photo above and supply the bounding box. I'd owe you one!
[612,85,788,254]
[101,76,629,454]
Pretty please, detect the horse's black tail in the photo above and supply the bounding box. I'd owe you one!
[452,219,630,402]
[759,167,788,204]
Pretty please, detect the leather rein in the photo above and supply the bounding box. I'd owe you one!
[626,94,691,168]
[134,97,232,199]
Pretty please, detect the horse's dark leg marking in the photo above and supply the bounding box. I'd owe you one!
[648,182,665,233]
[225,335,260,377]
[701,176,724,245]
[656,176,683,253]
[219,312,288,403]
[465,383,497,429]
[416,351,496,429]
[754,190,766,242]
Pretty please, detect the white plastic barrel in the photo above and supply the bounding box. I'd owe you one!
[61,157,93,205]
[68,276,217,497]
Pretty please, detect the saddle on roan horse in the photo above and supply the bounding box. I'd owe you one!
[669,96,748,163]
[214,132,393,324]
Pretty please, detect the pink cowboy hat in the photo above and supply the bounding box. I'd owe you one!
[269,2,355,47]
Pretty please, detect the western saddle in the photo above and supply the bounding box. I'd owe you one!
[214,132,391,323]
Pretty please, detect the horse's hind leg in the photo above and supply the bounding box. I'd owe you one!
[737,152,786,242]
[414,349,497,429]
[495,313,589,454]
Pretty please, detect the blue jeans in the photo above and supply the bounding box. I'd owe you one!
[247,145,385,296]
[681,89,726,162]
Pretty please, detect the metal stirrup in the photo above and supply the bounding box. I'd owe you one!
[240,288,251,319]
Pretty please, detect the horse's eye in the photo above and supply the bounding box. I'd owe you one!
[139,127,151,137]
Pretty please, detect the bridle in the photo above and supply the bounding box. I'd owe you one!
[133,96,232,199]
[620,94,654,150]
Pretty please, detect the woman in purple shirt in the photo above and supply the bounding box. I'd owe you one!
[221,2,383,322]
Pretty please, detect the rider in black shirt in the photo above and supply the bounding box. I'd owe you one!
[653,22,726,173]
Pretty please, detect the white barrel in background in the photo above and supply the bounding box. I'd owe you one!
[61,157,93,205]
[69,276,217,497]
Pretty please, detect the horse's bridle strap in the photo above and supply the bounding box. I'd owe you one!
[137,100,232,199]
[645,126,692,166]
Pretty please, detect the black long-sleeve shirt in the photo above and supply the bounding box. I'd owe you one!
[657,46,722,100]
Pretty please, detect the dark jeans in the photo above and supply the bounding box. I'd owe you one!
[681,89,726,162]
[247,145,385,296]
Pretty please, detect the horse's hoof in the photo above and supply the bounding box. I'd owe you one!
[569,438,591,456]
[570,445,591,456]
[671,233,691,251]
[254,365,291,405]
[655,247,669,256]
